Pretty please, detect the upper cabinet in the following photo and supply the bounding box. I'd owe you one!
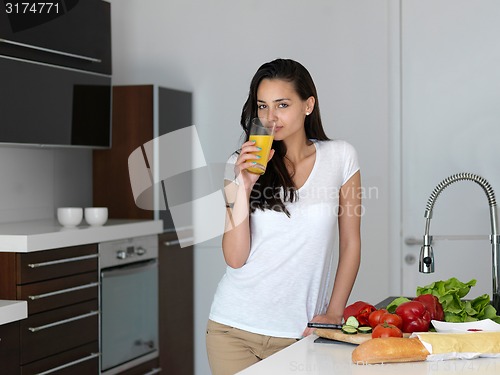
[0,0,111,74]
[0,0,112,148]
[93,85,193,231]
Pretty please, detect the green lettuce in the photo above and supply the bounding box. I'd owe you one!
[416,277,500,323]
[386,296,411,313]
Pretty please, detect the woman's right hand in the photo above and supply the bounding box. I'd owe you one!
[234,140,274,190]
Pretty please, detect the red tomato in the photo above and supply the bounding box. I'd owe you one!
[368,309,388,328]
[372,322,404,339]
[379,312,403,330]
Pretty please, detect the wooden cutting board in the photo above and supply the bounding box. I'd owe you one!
[315,329,410,345]
[315,329,372,344]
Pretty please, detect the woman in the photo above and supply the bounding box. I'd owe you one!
[206,58,361,375]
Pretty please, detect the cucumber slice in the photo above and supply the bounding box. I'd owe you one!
[357,326,373,334]
[341,325,358,334]
[345,316,359,328]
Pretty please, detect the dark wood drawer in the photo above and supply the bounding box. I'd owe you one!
[20,299,98,364]
[20,341,99,375]
[18,271,98,315]
[0,321,20,375]
[17,244,98,284]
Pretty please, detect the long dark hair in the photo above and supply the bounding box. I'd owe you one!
[240,58,330,216]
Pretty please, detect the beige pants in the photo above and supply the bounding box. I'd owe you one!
[206,320,298,375]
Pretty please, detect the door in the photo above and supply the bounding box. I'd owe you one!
[100,260,159,371]
[400,0,500,298]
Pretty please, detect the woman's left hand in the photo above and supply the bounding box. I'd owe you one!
[302,314,342,337]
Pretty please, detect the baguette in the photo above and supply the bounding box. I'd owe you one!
[352,337,430,364]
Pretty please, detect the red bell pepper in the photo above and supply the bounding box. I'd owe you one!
[413,294,444,321]
[395,300,431,333]
[343,301,376,326]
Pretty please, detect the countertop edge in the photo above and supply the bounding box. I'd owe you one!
[0,219,164,252]
[0,300,28,326]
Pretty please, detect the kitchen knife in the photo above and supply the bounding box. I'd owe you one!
[307,322,343,329]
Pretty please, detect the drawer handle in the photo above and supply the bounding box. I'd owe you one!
[28,310,99,332]
[28,253,98,268]
[28,282,99,300]
[164,237,194,247]
[35,352,100,375]
[144,368,162,375]
[0,38,102,63]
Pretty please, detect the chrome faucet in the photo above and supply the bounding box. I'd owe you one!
[419,173,500,312]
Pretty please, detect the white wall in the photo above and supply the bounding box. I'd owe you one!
[108,1,391,374]
[0,147,93,224]
[399,0,500,298]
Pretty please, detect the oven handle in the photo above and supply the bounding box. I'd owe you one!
[101,259,157,279]
[28,310,99,333]
[144,368,162,375]
[28,282,99,300]
[28,253,98,268]
[35,352,100,375]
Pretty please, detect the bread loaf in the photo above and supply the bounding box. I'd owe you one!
[352,337,430,364]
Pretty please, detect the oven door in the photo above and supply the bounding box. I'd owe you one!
[100,259,159,372]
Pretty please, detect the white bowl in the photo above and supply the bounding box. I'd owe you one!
[57,207,83,228]
[84,207,108,226]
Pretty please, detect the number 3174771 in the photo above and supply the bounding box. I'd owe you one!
[5,2,60,14]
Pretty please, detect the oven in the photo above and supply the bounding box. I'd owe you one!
[98,235,160,374]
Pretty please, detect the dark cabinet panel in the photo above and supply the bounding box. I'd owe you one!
[0,0,111,74]
[20,299,98,364]
[93,85,193,230]
[0,321,20,375]
[157,87,193,230]
[17,271,98,315]
[17,244,98,283]
[93,85,154,220]
[159,230,194,375]
[20,341,99,375]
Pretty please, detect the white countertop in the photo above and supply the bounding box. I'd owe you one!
[237,334,500,375]
[0,218,163,252]
[0,300,27,326]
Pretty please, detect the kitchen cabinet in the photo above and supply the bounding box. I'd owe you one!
[159,230,194,375]
[93,85,194,374]
[0,244,99,374]
[0,321,20,375]
[0,0,111,74]
[93,84,193,229]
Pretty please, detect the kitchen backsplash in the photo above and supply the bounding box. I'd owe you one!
[0,146,93,224]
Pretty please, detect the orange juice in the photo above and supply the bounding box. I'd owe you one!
[247,134,274,174]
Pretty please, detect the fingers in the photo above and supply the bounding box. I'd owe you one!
[235,141,261,171]
[268,148,275,161]
[302,327,314,337]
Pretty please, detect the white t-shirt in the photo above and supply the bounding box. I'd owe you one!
[209,139,360,338]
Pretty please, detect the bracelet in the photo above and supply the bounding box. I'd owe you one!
[225,203,234,208]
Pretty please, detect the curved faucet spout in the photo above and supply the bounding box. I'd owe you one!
[418,173,500,312]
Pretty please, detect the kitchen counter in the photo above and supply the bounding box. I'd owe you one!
[236,334,500,375]
[0,218,163,326]
[0,218,163,252]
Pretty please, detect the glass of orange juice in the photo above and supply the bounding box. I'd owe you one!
[247,118,276,175]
